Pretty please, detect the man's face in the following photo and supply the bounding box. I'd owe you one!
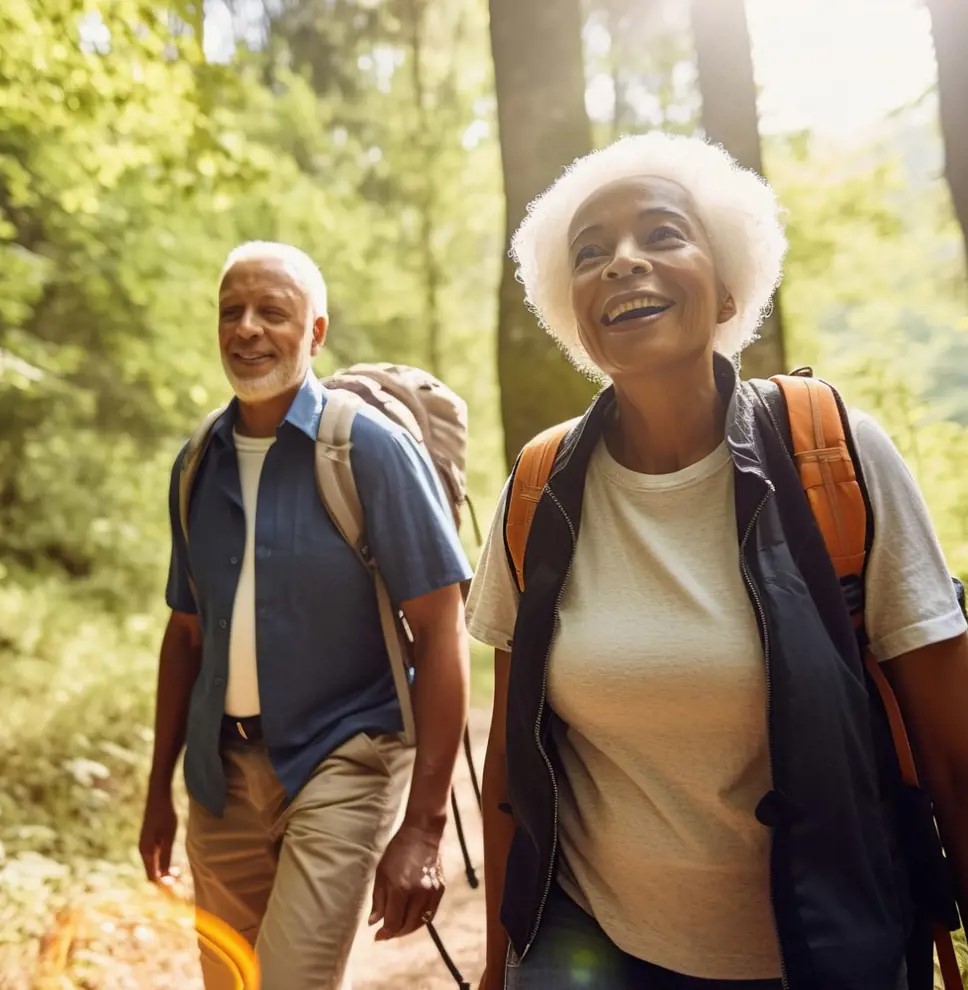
[217,257,326,403]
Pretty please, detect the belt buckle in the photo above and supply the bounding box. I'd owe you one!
[235,720,249,741]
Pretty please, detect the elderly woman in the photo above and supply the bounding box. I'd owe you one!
[467,133,968,990]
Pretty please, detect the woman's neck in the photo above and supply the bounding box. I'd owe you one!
[606,355,726,475]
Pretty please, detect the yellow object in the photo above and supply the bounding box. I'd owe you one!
[195,908,260,989]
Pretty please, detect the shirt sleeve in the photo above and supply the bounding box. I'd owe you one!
[165,446,198,615]
[465,480,521,651]
[351,410,472,605]
[851,410,967,661]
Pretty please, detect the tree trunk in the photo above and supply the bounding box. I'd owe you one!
[925,0,968,274]
[489,0,596,468]
[403,0,444,377]
[690,0,786,380]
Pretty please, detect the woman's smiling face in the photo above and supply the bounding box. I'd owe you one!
[568,175,734,380]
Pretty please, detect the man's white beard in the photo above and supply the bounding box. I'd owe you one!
[221,354,304,403]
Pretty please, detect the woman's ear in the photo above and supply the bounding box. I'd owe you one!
[717,292,737,325]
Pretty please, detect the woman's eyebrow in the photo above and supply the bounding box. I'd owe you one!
[570,208,693,249]
[569,224,603,249]
[639,207,692,227]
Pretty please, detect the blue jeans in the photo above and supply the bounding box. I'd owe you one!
[505,886,784,990]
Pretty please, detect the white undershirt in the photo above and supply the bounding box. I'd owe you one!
[225,431,275,717]
[466,409,966,980]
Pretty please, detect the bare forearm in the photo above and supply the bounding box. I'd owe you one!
[148,615,202,790]
[482,745,514,973]
[927,778,968,919]
[887,634,968,922]
[405,618,470,834]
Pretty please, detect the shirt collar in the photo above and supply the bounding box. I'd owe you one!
[211,370,324,446]
[283,370,324,440]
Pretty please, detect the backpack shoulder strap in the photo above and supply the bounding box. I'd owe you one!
[315,387,416,745]
[768,376,921,782]
[178,406,227,546]
[315,387,367,559]
[770,374,868,582]
[505,420,576,592]
[772,371,963,984]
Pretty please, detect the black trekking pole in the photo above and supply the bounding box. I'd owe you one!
[426,920,470,990]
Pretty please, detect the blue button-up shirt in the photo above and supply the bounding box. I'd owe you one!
[166,373,472,815]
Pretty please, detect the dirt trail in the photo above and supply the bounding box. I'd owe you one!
[3,711,489,990]
[350,708,487,990]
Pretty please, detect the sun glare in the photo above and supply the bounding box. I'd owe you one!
[746,0,937,134]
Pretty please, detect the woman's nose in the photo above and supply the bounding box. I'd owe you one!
[603,239,652,280]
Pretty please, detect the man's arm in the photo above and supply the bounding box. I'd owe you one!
[138,609,202,883]
[886,631,968,918]
[369,582,469,940]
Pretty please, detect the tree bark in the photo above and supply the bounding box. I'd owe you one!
[403,0,444,377]
[925,0,968,274]
[489,0,595,468]
[690,0,786,379]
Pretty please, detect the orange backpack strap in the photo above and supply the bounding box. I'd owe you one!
[771,374,867,581]
[504,420,576,592]
[774,373,963,983]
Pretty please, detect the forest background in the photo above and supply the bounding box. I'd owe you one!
[1,0,967,986]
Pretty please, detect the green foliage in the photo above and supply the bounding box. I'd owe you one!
[769,132,968,576]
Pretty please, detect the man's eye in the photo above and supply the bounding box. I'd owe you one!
[648,225,685,244]
[220,307,242,321]
[574,244,603,267]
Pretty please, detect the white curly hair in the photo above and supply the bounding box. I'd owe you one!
[219,241,328,320]
[510,132,787,376]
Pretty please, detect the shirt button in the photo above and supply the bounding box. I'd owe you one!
[256,546,271,560]
[230,556,239,565]
[214,677,225,688]
[219,618,227,629]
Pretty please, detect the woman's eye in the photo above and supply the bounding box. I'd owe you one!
[648,225,685,244]
[574,244,603,267]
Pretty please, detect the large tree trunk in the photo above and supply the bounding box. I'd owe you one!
[489,0,595,468]
[925,0,968,274]
[403,0,444,377]
[690,0,786,380]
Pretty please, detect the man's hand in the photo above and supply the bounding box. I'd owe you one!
[139,785,178,884]
[369,822,445,940]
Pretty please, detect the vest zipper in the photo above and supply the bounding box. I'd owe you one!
[520,486,576,960]
[739,484,790,990]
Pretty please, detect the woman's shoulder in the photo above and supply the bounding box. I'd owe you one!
[844,409,911,482]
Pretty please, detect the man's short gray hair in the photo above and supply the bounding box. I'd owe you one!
[220,241,328,320]
[510,132,787,376]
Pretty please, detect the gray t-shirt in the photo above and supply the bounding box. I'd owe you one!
[467,410,965,980]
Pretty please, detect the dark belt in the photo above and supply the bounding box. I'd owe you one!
[220,713,263,745]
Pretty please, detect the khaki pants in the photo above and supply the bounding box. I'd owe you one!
[186,732,412,990]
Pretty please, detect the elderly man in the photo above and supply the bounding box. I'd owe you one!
[138,242,472,989]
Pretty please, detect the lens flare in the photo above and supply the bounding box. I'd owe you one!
[195,908,260,990]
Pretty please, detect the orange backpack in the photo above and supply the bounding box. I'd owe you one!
[504,370,963,989]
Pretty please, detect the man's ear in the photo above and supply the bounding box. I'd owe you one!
[310,315,329,355]
[717,292,737,325]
